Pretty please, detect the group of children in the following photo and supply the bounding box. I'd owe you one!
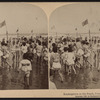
[0,35,48,89]
[49,36,100,89]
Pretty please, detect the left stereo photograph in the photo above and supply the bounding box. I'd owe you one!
[0,3,48,89]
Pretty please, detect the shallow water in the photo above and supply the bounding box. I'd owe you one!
[53,67,100,89]
[0,57,48,90]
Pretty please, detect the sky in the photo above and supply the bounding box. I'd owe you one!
[0,3,47,36]
[49,3,100,36]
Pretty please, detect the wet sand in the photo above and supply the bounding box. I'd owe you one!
[0,55,48,90]
[52,67,100,89]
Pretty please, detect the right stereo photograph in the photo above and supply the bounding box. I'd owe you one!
[49,3,100,89]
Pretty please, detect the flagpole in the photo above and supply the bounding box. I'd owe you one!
[75,28,77,43]
[31,30,33,38]
[89,29,91,41]
[87,19,91,42]
[88,23,91,43]
[5,21,8,42]
[16,28,19,40]
[36,17,38,36]
[55,25,58,44]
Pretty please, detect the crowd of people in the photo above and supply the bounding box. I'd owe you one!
[1,33,100,89]
[0,35,48,89]
[49,35,100,89]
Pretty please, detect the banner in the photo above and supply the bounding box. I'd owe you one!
[82,19,88,26]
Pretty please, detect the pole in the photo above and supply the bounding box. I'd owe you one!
[32,31,33,38]
[75,28,78,43]
[36,17,38,36]
[5,22,8,42]
[31,30,33,38]
[16,28,19,69]
[56,32,58,43]
[89,29,91,41]
[87,19,91,43]
[6,31,8,42]
[16,28,19,40]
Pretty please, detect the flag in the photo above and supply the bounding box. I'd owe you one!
[75,28,77,31]
[82,19,88,26]
[16,28,19,32]
[0,20,6,28]
[31,30,33,33]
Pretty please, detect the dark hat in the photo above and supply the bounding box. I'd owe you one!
[64,47,68,52]
[72,39,75,42]
[81,40,86,44]
[76,38,80,42]
[85,41,89,45]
